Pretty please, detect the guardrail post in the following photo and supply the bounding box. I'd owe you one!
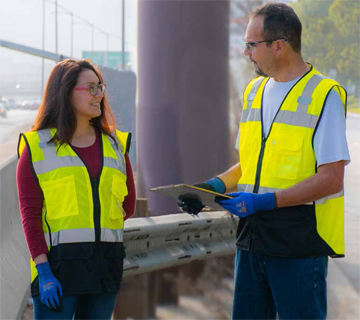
[156,266,179,305]
[113,198,157,319]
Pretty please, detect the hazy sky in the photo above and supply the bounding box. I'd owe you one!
[0,0,137,85]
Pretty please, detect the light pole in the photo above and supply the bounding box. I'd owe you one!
[55,0,58,54]
[70,12,74,57]
[57,10,74,57]
[40,0,122,58]
[97,30,110,52]
[41,0,45,96]
[122,0,125,70]
[91,24,94,51]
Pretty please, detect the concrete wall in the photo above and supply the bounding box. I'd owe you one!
[99,67,137,170]
[0,156,30,320]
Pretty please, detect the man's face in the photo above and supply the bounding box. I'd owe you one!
[243,16,277,77]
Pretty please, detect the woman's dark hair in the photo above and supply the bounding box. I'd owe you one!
[33,59,117,146]
[250,2,302,53]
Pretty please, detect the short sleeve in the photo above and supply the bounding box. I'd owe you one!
[313,89,351,167]
[235,131,240,150]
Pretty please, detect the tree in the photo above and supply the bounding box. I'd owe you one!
[291,0,360,95]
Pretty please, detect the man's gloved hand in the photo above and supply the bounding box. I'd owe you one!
[177,195,205,215]
[216,192,276,218]
[178,177,226,215]
[36,262,63,312]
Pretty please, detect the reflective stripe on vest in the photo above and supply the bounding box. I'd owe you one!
[20,128,130,285]
[33,130,126,176]
[44,228,124,246]
[241,74,325,128]
[18,128,129,243]
[237,65,346,255]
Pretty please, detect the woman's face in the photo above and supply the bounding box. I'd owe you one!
[71,69,103,121]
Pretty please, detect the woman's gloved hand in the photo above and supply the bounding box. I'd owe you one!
[178,177,226,215]
[216,192,276,218]
[36,261,63,312]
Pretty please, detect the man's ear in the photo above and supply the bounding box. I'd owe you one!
[274,40,285,57]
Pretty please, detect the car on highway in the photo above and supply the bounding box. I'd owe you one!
[0,101,8,118]
[0,98,16,110]
[19,99,41,110]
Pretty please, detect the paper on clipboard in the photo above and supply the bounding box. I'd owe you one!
[150,184,232,211]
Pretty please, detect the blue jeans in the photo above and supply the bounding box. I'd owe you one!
[33,292,117,320]
[232,249,328,320]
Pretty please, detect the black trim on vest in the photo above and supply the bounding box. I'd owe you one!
[236,205,342,258]
[252,67,313,194]
[31,242,126,296]
[20,134,53,247]
[312,86,331,174]
[17,133,22,159]
[237,66,345,259]
[18,133,38,182]
[126,132,132,154]
[344,87,348,118]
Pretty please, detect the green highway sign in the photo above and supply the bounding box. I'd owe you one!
[82,51,132,70]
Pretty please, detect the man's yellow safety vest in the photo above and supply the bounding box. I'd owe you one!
[236,64,346,258]
[18,127,130,294]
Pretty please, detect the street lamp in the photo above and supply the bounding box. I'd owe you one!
[91,23,94,51]
[41,0,45,96]
[55,0,58,54]
[57,11,74,57]
[122,0,125,70]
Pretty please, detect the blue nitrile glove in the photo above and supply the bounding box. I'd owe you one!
[216,192,276,218]
[178,177,226,215]
[36,262,63,312]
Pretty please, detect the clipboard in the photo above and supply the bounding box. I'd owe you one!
[150,184,232,211]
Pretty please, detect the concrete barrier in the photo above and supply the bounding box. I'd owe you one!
[0,156,30,320]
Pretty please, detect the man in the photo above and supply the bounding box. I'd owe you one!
[178,2,350,319]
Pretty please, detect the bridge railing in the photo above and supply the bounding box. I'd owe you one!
[0,156,237,319]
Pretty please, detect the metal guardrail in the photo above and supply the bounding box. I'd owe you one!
[0,156,238,318]
[123,211,238,278]
[0,39,67,61]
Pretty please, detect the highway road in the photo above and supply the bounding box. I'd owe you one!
[0,109,38,145]
[0,109,38,163]
[341,113,360,286]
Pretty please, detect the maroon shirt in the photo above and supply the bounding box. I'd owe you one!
[16,130,136,260]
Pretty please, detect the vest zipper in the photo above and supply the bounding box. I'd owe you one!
[90,177,104,288]
[44,211,52,249]
[244,68,314,247]
[68,129,104,244]
[91,178,101,242]
[252,70,310,193]
[253,137,267,194]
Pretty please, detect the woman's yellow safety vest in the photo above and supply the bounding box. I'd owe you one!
[236,65,346,258]
[18,128,130,292]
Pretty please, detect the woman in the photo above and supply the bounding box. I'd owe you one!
[16,59,136,319]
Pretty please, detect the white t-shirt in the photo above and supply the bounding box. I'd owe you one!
[236,77,351,167]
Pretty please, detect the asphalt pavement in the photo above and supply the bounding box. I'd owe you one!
[0,109,37,163]
[327,112,360,319]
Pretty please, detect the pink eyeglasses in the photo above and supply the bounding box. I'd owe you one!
[74,83,106,96]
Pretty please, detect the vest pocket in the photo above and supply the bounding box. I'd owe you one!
[102,242,126,290]
[109,175,127,220]
[274,133,304,180]
[42,176,79,220]
[48,243,95,293]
